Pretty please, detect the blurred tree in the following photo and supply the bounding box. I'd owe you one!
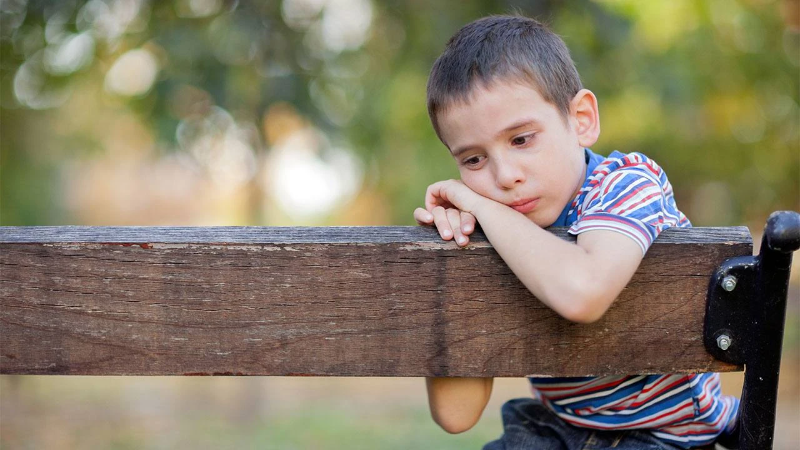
[0,0,797,227]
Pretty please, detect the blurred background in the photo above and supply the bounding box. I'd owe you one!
[1,0,798,448]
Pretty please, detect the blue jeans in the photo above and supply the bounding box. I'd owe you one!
[482,398,690,450]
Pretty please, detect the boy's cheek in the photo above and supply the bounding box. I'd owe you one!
[458,174,486,195]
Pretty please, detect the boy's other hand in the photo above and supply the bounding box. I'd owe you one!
[414,206,476,247]
[414,180,480,247]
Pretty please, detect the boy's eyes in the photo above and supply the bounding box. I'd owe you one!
[460,134,535,167]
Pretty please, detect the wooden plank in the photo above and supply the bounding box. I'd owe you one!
[0,226,751,377]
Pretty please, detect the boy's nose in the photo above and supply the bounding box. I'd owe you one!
[494,162,526,189]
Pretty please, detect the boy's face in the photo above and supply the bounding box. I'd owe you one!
[437,80,589,228]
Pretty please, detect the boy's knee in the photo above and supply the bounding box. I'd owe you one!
[501,398,555,426]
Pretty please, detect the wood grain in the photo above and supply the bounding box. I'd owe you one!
[0,226,751,376]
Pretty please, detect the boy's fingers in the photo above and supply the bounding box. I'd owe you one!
[447,208,469,247]
[460,212,477,235]
[414,207,434,225]
[431,206,453,240]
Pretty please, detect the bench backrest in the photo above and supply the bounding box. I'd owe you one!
[3,211,798,450]
[0,225,751,377]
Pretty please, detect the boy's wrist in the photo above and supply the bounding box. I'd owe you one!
[471,196,508,222]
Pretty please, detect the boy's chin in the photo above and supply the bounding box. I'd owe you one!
[525,211,558,228]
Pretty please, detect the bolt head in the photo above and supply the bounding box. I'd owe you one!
[721,275,737,292]
[717,334,732,351]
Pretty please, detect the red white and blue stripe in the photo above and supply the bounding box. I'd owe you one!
[530,150,737,448]
[530,373,738,447]
[567,151,690,254]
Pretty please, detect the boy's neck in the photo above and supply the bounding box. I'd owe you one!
[551,148,591,227]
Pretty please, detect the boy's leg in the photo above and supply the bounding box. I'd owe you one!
[592,430,685,450]
[483,398,690,450]
[714,420,739,449]
[482,398,590,450]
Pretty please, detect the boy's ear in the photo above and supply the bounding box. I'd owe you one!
[569,89,600,147]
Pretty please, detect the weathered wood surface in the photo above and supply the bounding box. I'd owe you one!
[1,226,751,377]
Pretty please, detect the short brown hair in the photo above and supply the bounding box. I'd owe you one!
[427,15,582,141]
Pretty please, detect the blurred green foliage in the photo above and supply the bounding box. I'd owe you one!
[0,376,514,450]
[0,0,797,227]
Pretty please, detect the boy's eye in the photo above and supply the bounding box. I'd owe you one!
[511,134,534,146]
[463,155,484,166]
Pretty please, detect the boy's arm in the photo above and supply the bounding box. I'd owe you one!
[426,377,493,434]
[476,202,642,323]
[417,178,643,434]
[422,179,643,323]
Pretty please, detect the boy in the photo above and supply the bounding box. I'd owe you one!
[413,15,739,450]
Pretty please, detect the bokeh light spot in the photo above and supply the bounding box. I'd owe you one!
[104,48,159,97]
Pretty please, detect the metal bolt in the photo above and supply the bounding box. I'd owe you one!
[721,275,737,292]
[717,334,732,351]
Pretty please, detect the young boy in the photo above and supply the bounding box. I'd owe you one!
[413,15,739,450]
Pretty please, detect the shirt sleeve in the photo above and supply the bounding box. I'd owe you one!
[568,165,675,255]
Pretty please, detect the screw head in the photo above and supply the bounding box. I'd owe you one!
[717,334,732,351]
[721,275,737,292]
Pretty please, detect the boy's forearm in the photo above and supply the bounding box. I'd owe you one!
[426,377,493,434]
[471,199,613,323]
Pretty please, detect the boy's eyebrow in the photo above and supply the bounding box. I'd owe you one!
[450,118,541,157]
[499,118,540,136]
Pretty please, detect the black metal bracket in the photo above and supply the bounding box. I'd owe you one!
[704,255,757,365]
[703,210,800,450]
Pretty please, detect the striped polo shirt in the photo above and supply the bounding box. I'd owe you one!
[529,149,738,448]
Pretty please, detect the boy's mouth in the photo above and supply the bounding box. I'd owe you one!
[508,198,539,214]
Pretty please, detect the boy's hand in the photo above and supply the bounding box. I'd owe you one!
[414,206,476,246]
[413,179,484,247]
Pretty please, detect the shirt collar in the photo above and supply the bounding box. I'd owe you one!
[550,148,603,227]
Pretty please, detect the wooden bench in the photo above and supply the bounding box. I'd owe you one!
[1,210,798,449]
